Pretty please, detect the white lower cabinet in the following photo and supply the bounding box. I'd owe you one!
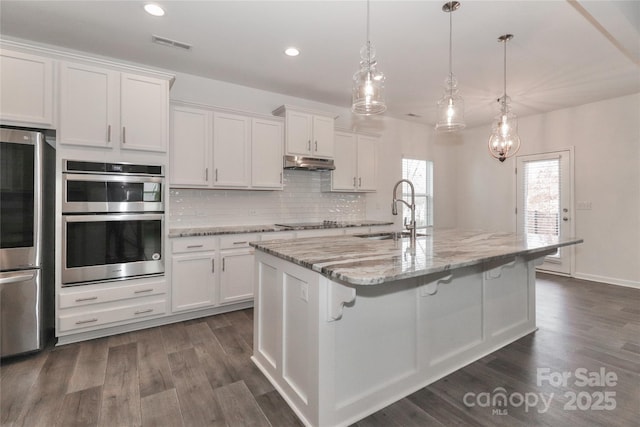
[171,252,218,312]
[57,276,167,334]
[219,233,259,304]
[171,236,218,312]
[220,250,255,304]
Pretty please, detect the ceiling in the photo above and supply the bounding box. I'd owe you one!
[1,1,638,128]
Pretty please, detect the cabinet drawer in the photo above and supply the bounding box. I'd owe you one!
[172,236,217,253]
[59,280,167,308]
[59,299,166,332]
[220,233,260,249]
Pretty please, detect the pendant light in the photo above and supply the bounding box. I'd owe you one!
[488,34,521,162]
[435,1,465,132]
[352,0,386,115]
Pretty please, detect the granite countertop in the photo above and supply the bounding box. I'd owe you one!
[250,228,584,286]
[168,220,394,238]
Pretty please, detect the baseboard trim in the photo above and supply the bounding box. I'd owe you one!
[572,273,640,290]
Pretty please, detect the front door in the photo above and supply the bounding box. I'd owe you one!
[516,149,574,275]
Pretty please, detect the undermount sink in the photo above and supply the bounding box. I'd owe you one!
[354,231,428,240]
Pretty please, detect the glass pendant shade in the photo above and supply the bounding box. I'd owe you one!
[352,44,386,115]
[489,34,520,162]
[488,96,521,162]
[435,74,465,131]
[435,1,465,132]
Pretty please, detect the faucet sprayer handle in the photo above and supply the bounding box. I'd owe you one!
[392,201,398,215]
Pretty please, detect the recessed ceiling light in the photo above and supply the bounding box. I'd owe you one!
[284,47,300,57]
[144,4,165,17]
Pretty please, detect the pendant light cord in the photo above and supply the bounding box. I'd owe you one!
[448,2,453,96]
[366,0,371,64]
[503,38,507,100]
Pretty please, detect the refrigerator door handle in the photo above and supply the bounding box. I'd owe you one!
[0,272,36,285]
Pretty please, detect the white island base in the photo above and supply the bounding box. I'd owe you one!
[252,249,552,427]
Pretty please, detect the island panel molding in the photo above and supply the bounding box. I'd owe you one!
[251,229,583,426]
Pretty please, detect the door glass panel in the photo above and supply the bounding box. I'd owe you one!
[523,158,560,257]
[0,142,34,248]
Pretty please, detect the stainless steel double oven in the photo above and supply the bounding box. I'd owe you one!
[61,160,165,286]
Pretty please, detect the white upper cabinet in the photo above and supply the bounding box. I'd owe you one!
[330,131,378,192]
[0,49,54,126]
[59,62,169,152]
[273,105,335,159]
[59,62,117,147]
[170,105,210,187]
[251,118,283,189]
[120,73,168,152]
[170,101,284,190]
[332,131,358,191]
[213,112,251,188]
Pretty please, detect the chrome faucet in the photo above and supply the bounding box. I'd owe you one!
[392,179,417,243]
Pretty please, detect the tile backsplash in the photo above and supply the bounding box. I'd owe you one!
[169,170,365,227]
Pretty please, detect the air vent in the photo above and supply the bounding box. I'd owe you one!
[152,35,192,51]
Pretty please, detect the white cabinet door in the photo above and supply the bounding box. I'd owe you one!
[220,250,255,304]
[213,112,250,187]
[170,105,210,186]
[120,73,168,152]
[0,49,53,126]
[357,135,378,191]
[59,62,118,147]
[312,115,335,158]
[286,110,312,155]
[332,131,358,191]
[251,118,283,189]
[171,252,217,312]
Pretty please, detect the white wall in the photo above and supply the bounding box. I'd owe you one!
[454,94,640,287]
[169,72,458,229]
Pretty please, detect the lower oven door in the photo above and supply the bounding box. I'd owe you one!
[62,213,164,285]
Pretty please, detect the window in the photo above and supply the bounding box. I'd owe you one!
[401,158,433,228]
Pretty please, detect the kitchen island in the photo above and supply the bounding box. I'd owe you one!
[250,229,583,427]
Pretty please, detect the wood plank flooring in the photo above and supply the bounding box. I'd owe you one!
[2,273,638,426]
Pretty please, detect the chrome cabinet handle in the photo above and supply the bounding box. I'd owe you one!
[233,241,247,245]
[215,169,218,182]
[134,288,154,294]
[353,177,356,187]
[314,141,318,151]
[359,177,362,187]
[76,318,98,325]
[187,244,204,249]
[205,168,208,181]
[107,125,111,142]
[307,140,311,151]
[122,126,126,144]
[134,308,154,315]
[75,296,98,302]
[222,258,225,271]
[211,259,215,273]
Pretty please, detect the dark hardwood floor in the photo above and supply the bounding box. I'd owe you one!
[2,273,639,426]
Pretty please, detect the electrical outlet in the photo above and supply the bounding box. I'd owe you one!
[576,201,592,210]
[300,283,309,302]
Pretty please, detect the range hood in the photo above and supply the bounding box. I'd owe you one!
[283,155,335,171]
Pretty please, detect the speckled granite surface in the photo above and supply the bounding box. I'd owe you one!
[168,220,394,238]
[250,229,584,286]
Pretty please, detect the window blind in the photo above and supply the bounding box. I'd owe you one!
[522,158,561,237]
[401,158,433,228]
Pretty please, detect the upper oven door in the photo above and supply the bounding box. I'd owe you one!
[62,173,163,213]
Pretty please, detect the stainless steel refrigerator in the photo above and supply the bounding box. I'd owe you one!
[0,127,55,357]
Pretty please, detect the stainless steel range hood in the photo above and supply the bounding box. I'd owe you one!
[283,155,335,171]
